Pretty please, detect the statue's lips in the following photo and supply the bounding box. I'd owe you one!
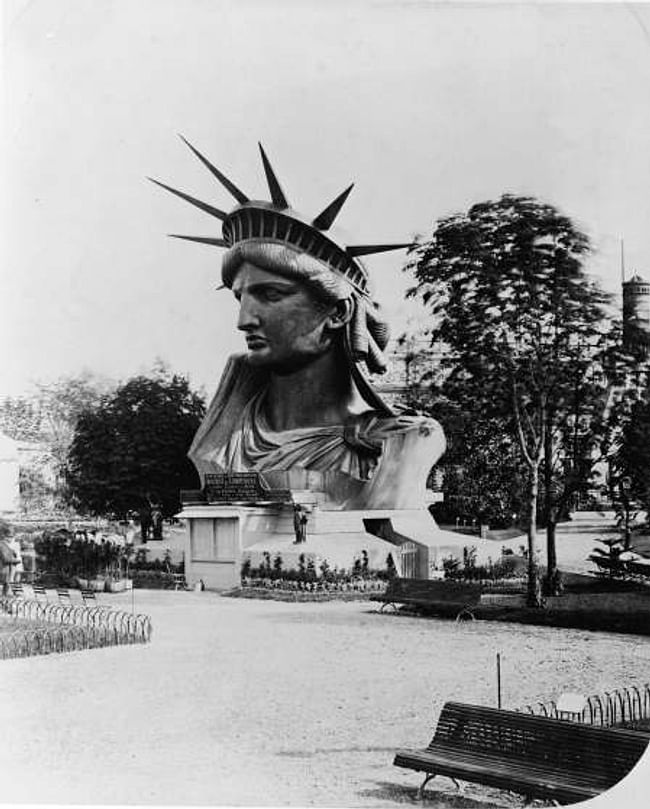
[245,336,268,350]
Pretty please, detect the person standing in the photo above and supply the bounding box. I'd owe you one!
[293,505,304,544]
[151,502,164,541]
[138,503,152,543]
[7,533,23,583]
[0,519,18,596]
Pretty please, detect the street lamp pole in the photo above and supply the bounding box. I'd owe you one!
[620,476,632,550]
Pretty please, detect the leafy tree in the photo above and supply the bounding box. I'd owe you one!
[407,386,526,529]
[536,326,634,572]
[65,370,205,518]
[18,462,54,514]
[614,396,650,517]
[0,396,42,441]
[1,373,113,511]
[406,194,615,605]
[34,372,113,480]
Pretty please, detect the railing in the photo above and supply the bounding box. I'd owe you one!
[0,596,152,660]
[521,684,650,729]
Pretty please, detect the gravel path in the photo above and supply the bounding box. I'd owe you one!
[1,591,649,807]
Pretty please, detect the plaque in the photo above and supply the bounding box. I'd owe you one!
[203,472,290,504]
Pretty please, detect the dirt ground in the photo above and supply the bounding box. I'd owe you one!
[1,591,649,808]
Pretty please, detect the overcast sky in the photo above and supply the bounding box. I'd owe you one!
[3,0,650,399]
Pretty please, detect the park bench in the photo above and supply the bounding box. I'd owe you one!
[10,583,24,598]
[394,701,649,805]
[373,578,483,618]
[57,588,72,605]
[32,585,48,601]
[80,589,98,605]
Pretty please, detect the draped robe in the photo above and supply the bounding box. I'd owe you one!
[189,355,445,510]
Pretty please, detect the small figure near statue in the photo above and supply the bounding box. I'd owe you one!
[151,502,164,541]
[293,505,309,544]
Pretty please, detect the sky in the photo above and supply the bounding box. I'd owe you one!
[2,0,650,400]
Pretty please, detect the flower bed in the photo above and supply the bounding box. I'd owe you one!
[242,576,387,593]
[225,586,384,603]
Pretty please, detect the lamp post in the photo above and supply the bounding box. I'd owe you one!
[620,476,632,550]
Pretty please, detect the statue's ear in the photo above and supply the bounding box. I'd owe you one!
[326,298,354,331]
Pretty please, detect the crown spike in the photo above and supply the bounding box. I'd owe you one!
[258,143,290,209]
[168,234,229,247]
[312,184,354,230]
[178,135,249,204]
[148,177,227,220]
[346,243,414,258]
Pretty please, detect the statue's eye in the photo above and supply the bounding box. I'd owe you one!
[260,288,288,302]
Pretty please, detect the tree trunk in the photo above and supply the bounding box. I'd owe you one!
[543,415,559,596]
[546,518,557,574]
[527,465,542,608]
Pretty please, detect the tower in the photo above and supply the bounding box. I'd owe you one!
[622,274,650,359]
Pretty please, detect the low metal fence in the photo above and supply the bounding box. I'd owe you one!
[521,684,650,729]
[0,596,152,660]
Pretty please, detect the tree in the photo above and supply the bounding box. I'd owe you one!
[614,396,650,517]
[34,373,112,475]
[536,326,634,576]
[0,396,42,441]
[66,370,205,518]
[1,373,112,512]
[403,384,526,530]
[34,372,114,504]
[406,194,612,606]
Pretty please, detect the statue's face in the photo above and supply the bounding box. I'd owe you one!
[232,262,337,371]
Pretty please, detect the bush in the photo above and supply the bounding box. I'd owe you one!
[444,551,526,582]
[240,550,394,592]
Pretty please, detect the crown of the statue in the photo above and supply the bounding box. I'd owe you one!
[149,137,412,297]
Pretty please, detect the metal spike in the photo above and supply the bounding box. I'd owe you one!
[258,143,290,209]
[168,234,229,247]
[178,135,249,204]
[346,243,414,257]
[148,177,227,221]
[312,184,354,230]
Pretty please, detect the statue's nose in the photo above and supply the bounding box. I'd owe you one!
[237,295,260,331]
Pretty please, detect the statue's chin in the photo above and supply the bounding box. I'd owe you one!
[245,347,328,375]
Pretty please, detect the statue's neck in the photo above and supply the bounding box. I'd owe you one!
[262,349,364,431]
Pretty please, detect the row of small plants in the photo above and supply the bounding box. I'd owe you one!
[30,530,183,590]
[34,530,132,583]
[441,547,528,583]
[241,550,396,592]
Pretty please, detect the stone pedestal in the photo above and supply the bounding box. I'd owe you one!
[178,498,480,590]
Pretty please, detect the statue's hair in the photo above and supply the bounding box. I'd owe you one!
[221,241,351,303]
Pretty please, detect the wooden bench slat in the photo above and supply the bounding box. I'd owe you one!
[395,749,602,801]
[396,747,619,789]
[394,701,649,802]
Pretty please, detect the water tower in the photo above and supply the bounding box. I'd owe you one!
[622,273,650,358]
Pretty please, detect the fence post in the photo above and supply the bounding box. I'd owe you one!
[496,652,502,709]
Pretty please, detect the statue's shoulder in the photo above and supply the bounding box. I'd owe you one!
[357,408,443,438]
[189,355,267,458]
[343,408,444,460]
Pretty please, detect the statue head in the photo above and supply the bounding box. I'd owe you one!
[228,258,351,374]
[150,139,413,414]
